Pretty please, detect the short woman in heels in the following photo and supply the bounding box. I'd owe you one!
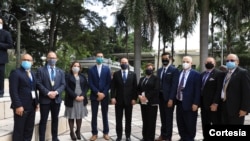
[64,61,89,140]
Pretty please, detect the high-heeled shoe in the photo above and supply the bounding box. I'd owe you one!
[75,130,81,139]
[70,132,76,140]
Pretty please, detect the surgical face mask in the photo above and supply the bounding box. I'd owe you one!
[182,63,190,70]
[47,59,57,66]
[96,57,103,64]
[226,61,236,70]
[21,61,32,70]
[0,24,3,29]
[72,67,80,73]
[121,64,128,70]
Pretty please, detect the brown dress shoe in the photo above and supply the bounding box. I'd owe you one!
[90,135,98,141]
[103,134,110,140]
[155,136,163,141]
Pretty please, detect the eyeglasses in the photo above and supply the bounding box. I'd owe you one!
[226,59,235,62]
[22,59,33,62]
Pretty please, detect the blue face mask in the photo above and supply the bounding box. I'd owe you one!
[21,61,32,70]
[47,59,57,66]
[226,61,236,70]
[96,57,103,64]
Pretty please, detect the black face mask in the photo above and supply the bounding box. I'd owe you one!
[145,69,153,75]
[162,59,169,66]
[121,64,128,70]
[205,63,214,69]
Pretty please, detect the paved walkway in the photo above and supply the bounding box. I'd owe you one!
[56,104,204,141]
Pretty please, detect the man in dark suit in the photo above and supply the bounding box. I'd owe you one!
[0,17,13,98]
[155,52,179,141]
[200,57,224,140]
[36,51,66,141]
[9,53,39,141]
[111,57,137,141]
[88,52,112,141]
[220,53,250,124]
[176,56,201,141]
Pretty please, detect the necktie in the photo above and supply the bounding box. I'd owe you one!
[161,68,166,88]
[177,71,186,100]
[223,71,232,101]
[202,71,209,89]
[51,67,55,81]
[142,77,148,86]
[26,70,32,81]
[122,70,126,83]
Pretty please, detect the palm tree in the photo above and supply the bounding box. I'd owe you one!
[118,0,156,81]
[199,0,209,71]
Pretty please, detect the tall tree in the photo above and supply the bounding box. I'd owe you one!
[199,0,209,71]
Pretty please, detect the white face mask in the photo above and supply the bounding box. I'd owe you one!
[182,63,190,70]
[0,24,3,29]
[72,67,80,73]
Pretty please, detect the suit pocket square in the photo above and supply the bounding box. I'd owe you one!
[209,78,215,81]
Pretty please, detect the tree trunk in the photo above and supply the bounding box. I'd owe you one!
[200,0,209,72]
[134,27,142,83]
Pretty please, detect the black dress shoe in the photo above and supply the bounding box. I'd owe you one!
[116,138,121,141]
[126,138,131,141]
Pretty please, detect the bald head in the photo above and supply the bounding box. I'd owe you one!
[205,57,216,70]
[21,54,33,62]
[226,54,239,70]
[182,56,192,70]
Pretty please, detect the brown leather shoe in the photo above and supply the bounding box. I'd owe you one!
[103,134,110,140]
[90,135,98,141]
[155,136,163,141]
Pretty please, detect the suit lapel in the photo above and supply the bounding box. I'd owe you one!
[228,67,238,83]
[95,65,100,78]
[186,70,193,83]
[118,70,123,83]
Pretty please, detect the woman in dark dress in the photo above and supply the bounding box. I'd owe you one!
[138,63,159,141]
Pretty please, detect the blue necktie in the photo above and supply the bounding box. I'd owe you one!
[177,71,186,100]
[122,70,126,83]
[202,71,209,89]
[51,67,55,81]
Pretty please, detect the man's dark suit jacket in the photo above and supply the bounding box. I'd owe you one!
[201,68,224,110]
[224,66,250,115]
[64,73,89,107]
[0,29,13,64]
[88,65,111,100]
[157,65,179,101]
[180,69,201,110]
[111,70,137,105]
[36,66,66,104]
[9,68,38,110]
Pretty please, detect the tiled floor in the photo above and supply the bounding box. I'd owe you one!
[55,104,204,141]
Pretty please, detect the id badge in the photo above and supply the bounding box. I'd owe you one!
[31,91,36,99]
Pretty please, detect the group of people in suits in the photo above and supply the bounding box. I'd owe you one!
[155,53,250,141]
[9,51,66,141]
[7,48,250,141]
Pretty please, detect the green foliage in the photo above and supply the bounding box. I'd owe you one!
[5,61,16,78]
[238,54,250,71]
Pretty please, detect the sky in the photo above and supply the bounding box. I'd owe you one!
[84,1,200,51]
